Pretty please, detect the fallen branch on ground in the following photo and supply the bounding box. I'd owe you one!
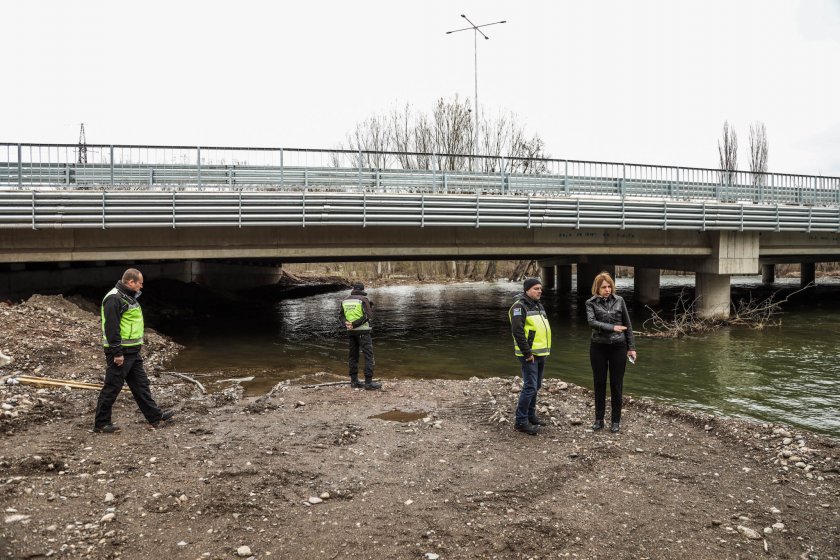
[161,371,207,394]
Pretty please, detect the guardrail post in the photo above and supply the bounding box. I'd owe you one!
[17,144,22,187]
[110,145,115,186]
[197,146,202,188]
[564,160,569,195]
[675,167,680,199]
[620,164,626,198]
[357,149,362,191]
[280,148,284,188]
[501,157,506,194]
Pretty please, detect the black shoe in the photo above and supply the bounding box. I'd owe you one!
[364,378,382,390]
[610,422,621,433]
[529,416,547,426]
[591,420,605,431]
[350,377,365,388]
[149,410,175,429]
[514,422,539,436]
[93,424,121,434]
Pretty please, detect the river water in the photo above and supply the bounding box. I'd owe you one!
[167,276,840,438]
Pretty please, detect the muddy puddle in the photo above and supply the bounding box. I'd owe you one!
[369,409,428,422]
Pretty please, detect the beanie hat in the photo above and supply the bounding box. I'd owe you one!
[352,282,365,291]
[523,277,542,292]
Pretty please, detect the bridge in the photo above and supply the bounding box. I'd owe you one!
[2,142,839,317]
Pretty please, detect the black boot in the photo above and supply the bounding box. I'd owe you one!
[350,375,365,389]
[364,376,382,390]
[591,419,605,431]
[529,415,547,426]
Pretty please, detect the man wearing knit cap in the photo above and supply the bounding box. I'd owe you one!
[339,282,381,390]
[508,277,552,435]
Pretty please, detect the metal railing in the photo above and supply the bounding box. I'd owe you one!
[2,142,839,207]
[1,190,838,232]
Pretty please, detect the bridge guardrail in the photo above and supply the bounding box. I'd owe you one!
[1,190,838,233]
[2,143,839,208]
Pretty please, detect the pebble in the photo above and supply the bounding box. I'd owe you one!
[237,545,252,557]
[769,507,781,514]
[424,554,440,560]
[100,513,115,523]
[319,492,330,500]
[782,438,793,445]
[772,522,785,530]
[737,525,761,540]
[308,497,323,504]
[763,527,773,534]
[404,499,414,505]
[569,418,582,426]
[4,514,30,524]
[177,541,188,547]
[104,493,114,503]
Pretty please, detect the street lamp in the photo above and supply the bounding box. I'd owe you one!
[446,14,506,160]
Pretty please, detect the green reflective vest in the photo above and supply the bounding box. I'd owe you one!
[342,298,370,331]
[101,287,144,348]
[509,300,552,357]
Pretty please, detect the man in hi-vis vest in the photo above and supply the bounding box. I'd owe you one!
[509,277,552,435]
[93,268,174,433]
[339,283,381,390]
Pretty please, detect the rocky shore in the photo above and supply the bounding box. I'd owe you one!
[1,295,838,559]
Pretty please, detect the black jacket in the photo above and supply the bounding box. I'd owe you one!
[102,281,142,357]
[585,294,636,349]
[509,293,546,359]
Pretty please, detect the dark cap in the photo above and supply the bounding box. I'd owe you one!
[352,282,365,291]
[523,277,542,292]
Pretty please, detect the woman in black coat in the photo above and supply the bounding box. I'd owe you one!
[585,271,637,433]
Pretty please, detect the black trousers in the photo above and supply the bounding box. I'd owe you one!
[589,341,627,423]
[94,352,163,428]
[348,332,375,378]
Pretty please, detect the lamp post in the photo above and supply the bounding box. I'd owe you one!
[446,14,506,161]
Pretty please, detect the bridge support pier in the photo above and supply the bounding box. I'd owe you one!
[801,262,816,287]
[695,273,731,319]
[539,264,556,290]
[761,264,775,284]
[557,265,572,294]
[633,267,660,307]
[190,261,283,291]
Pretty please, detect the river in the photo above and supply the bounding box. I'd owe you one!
[166,275,840,438]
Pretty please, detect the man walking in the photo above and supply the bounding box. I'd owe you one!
[93,268,174,433]
[509,277,552,435]
[340,282,382,390]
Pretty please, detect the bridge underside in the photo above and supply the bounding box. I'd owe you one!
[3,226,839,263]
[1,226,838,319]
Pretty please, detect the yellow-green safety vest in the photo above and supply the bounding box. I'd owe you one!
[509,300,552,357]
[101,288,145,348]
[342,298,371,331]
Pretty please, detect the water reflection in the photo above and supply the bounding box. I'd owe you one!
[168,276,840,437]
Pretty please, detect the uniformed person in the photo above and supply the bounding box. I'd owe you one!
[340,282,382,390]
[509,277,552,435]
[93,268,173,433]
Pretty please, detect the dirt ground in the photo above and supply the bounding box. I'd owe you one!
[1,296,839,560]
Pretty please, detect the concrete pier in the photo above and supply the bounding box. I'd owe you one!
[761,264,775,284]
[695,273,731,319]
[557,265,572,294]
[801,262,816,288]
[539,265,556,290]
[633,267,660,306]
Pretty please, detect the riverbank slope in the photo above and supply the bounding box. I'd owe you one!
[1,296,838,559]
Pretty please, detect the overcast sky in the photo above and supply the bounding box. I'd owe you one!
[2,0,839,175]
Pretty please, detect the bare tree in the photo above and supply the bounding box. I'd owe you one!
[339,96,549,280]
[749,121,769,187]
[718,120,738,186]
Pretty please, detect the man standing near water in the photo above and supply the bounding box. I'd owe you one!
[340,282,382,390]
[94,268,174,433]
[509,277,552,435]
